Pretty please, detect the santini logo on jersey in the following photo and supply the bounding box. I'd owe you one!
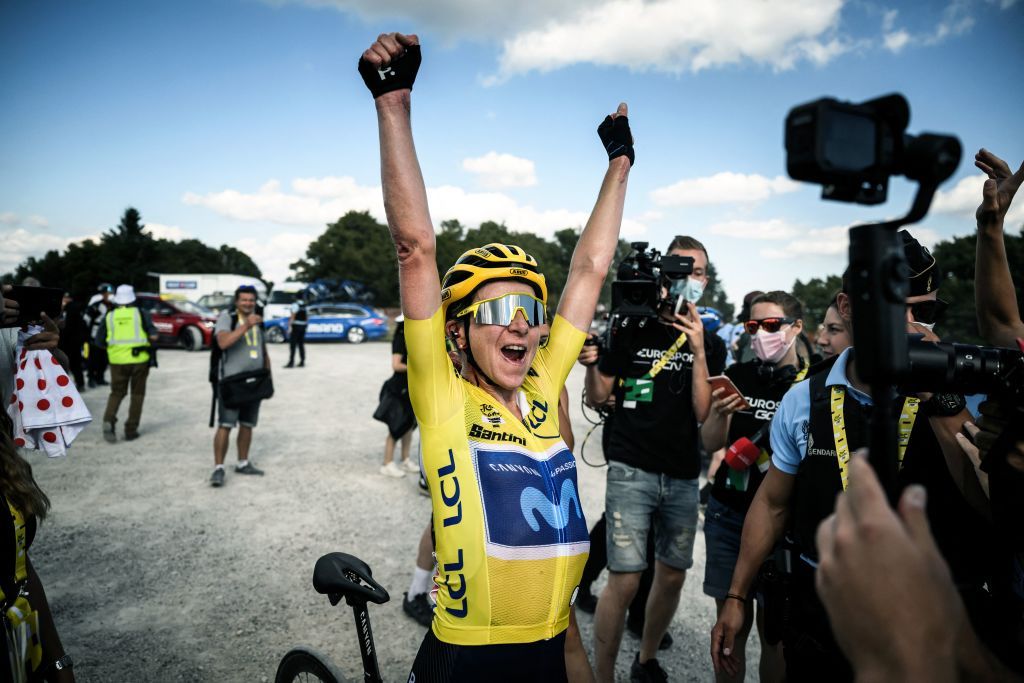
[469,424,526,446]
[521,479,582,532]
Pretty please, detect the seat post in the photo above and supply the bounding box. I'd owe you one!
[348,598,383,683]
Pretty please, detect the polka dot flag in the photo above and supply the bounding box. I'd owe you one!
[8,326,92,457]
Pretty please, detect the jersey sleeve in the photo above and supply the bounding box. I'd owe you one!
[404,309,463,426]
[530,314,587,403]
[769,381,811,475]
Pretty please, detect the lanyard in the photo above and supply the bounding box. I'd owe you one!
[1,500,28,606]
[830,386,919,491]
[237,313,258,347]
[646,331,688,380]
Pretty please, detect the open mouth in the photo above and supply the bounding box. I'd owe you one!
[501,344,527,363]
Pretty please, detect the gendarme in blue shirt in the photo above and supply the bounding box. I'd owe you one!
[769,348,872,475]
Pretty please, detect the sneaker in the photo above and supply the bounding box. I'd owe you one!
[575,589,597,614]
[103,422,117,443]
[402,592,434,627]
[630,653,669,683]
[380,462,405,478]
[297,362,305,367]
[125,432,140,441]
[283,362,294,368]
[210,468,225,487]
[401,458,420,473]
[235,462,265,476]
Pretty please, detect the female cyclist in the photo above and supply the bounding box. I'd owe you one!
[699,291,808,683]
[359,31,633,683]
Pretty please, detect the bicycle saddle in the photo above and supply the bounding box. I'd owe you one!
[313,552,391,606]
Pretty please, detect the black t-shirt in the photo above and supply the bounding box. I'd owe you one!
[0,494,36,608]
[710,360,800,514]
[599,319,727,479]
[389,322,409,391]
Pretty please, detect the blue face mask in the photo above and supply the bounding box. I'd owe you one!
[669,277,705,304]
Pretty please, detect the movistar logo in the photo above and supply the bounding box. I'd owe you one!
[520,479,582,532]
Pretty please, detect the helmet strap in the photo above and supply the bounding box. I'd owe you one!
[461,318,499,388]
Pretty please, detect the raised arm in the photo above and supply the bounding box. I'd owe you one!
[360,32,440,321]
[973,148,1024,346]
[556,104,634,332]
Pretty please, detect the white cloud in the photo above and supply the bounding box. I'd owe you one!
[0,213,18,226]
[709,219,800,240]
[759,224,942,260]
[233,232,319,285]
[882,8,899,32]
[0,228,99,276]
[144,223,191,241]
[883,29,911,52]
[184,175,648,240]
[932,174,1024,226]
[650,172,801,207]
[462,152,538,189]
[490,0,845,81]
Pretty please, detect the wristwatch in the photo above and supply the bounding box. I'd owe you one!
[54,654,73,671]
[922,392,966,417]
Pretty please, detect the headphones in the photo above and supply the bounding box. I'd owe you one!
[756,360,798,386]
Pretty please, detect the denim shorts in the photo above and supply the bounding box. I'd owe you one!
[604,462,699,572]
[702,494,748,600]
[218,398,260,428]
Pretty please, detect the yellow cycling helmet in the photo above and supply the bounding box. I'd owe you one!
[441,243,547,319]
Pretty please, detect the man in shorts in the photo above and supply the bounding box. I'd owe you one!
[210,285,269,487]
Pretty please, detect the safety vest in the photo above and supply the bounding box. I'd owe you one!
[106,307,149,365]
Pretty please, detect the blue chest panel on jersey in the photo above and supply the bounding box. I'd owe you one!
[475,447,589,549]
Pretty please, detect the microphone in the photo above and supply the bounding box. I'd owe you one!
[725,422,770,471]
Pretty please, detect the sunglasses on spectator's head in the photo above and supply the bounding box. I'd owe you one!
[908,298,948,325]
[457,293,546,327]
[744,317,794,335]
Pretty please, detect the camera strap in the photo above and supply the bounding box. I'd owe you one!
[831,386,919,491]
[647,331,688,380]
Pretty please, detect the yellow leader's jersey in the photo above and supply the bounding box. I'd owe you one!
[406,310,590,646]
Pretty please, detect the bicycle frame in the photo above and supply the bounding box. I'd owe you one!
[348,597,383,683]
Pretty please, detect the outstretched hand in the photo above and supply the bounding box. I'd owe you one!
[358,32,421,99]
[974,149,1024,230]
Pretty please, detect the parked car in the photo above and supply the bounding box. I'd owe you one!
[135,293,218,351]
[196,293,234,314]
[263,303,387,344]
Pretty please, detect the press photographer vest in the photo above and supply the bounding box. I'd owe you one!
[711,360,803,514]
[105,307,149,365]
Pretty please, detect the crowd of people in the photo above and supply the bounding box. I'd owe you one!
[1,28,1023,683]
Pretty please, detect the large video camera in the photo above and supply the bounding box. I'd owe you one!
[785,93,1024,495]
[598,242,694,357]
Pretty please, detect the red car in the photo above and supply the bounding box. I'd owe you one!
[135,293,218,351]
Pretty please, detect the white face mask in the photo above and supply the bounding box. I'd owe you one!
[669,277,705,308]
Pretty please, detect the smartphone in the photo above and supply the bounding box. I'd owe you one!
[2,286,64,328]
[707,375,751,411]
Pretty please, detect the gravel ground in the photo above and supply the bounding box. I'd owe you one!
[28,342,758,682]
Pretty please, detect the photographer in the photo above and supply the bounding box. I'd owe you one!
[700,290,807,683]
[210,285,270,487]
[711,232,996,682]
[584,236,726,683]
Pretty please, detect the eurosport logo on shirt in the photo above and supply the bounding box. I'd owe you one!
[474,447,589,560]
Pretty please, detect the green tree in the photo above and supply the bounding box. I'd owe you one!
[290,210,400,306]
[792,274,844,329]
[698,262,735,321]
[931,226,1024,344]
[4,207,263,300]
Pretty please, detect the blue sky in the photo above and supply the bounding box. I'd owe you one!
[2,0,1022,309]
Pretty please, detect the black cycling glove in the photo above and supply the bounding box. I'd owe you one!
[597,114,634,166]
[358,45,422,99]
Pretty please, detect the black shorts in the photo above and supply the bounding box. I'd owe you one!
[408,628,567,683]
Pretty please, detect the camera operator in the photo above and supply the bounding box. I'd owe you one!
[584,235,726,683]
[711,232,997,682]
[700,290,808,683]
